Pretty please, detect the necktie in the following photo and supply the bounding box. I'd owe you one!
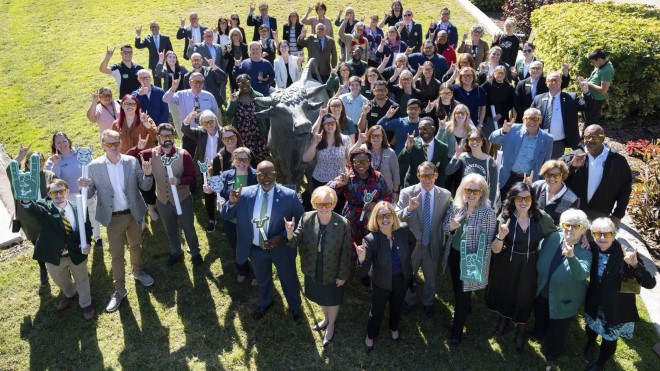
[408,24,412,32]
[61,208,72,235]
[423,143,429,160]
[320,38,325,50]
[422,192,431,246]
[531,81,536,98]
[259,191,269,246]
[544,95,554,129]
[155,35,160,51]
[194,95,200,126]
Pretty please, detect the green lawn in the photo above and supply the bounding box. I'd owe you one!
[0,1,657,370]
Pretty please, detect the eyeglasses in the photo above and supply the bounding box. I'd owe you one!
[406,106,420,111]
[464,188,482,196]
[231,17,238,20]
[367,74,377,79]
[494,72,505,77]
[583,134,605,141]
[48,189,67,197]
[99,94,112,98]
[159,134,174,140]
[191,80,204,84]
[373,88,388,93]
[514,196,533,203]
[329,103,342,108]
[138,76,152,80]
[544,173,562,180]
[454,111,467,117]
[523,116,541,123]
[562,223,584,231]
[592,231,614,239]
[468,138,482,144]
[222,135,237,143]
[439,91,453,97]
[546,78,560,84]
[191,59,203,63]
[257,172,276,180]
[523,49,533,53]
[400,77,413,82]
[234,157,250,164]
[123,102,137,107]
[404,13,412,17]
[370,134,383,139]
[529,67,541,71]
[121,51,133,54]
[460,74,474,78]
[376,213,394,221]
[315,202,333,209]
[418,126,434,132]
[352,159,370,166]
[418,173,437,180]
[103,142,121,148]
[201,120,215,127]
[323,121,336,127]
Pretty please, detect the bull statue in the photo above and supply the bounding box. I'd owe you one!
[254,58,329,187]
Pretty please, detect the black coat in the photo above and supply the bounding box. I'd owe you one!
[514,75,569,119]
[586,240,656,325]
[358,225,413,290]
[532,91,586,150]
[247,15,278,41]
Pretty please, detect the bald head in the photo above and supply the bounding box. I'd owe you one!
[584,124,604,136]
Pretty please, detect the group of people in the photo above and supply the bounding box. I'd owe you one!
[9,2,654,370]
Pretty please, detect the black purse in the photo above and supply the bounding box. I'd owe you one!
[618,260,641,295]
[10,214,21,233]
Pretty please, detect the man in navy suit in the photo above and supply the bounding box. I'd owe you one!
[132,69,169,125]
[221,161,304,321]
[135,21,173,87]
[247,3,278,42]
[176,12,207,60]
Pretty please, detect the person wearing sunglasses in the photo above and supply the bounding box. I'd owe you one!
[457,24,489,66]
[77,129,155,313]
[532,209,592,361]
[286,186,351,347]
[489,107,553,197]
[487,181,557,351]
[351,125,400,199]
[412,60,442,107]
[425,82,459,126]
[583,218,656,371]
[20,179,94,320]
[221,160,304,321]
[377,98,423,155]
[356,201,412,353]
[446,129,498,204]
[394,9,422,53]
[132,69,169,126]
[228,13,247,43]
[476,46,512,86]
[87,87,122,139]
[338,20,369,64]
[442,174,497,345]
[512,42,539,84]
[247,3,278,42]
[526,160,579,226]
[561,124,632,227]
[226,74,270,164]
[223,28,249,93]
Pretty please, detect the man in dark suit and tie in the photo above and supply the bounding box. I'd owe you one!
[221,161,304,321]
[247,3,278,41]
[514,61,571,120]
[135,21,173,87]
[183,53,228,108]
[398,117,449,188]
[176,12,207,60]
[186,29,224,68]
[396,9,423,52]
[297,23,337,83]
[396,162,451,316]
[532,71,589,158]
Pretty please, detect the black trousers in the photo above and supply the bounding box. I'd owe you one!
[204,192,216,221]
[500,172,524,201]
[584,98,606,126]
[586,326,618,366]
[533,296,573,359]
[367,275,406,340]
[140,183,157,206]
[448,247,472,339]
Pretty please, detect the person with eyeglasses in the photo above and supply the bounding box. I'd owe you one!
[532,209,592,361]
[176,12,208,60]
[221,160,304,321]
[512,42,540,83]
[205,146,258,284]
[476,46,512,85]
[87,87,122,139]
[376,27,408,69]
[364,15,384,67]
[351,125,400,198]
[358,80,398,131]
[514,61,570,120]
[396,162,451,317]
[583,218,656,371]
[560,124,632,227]
[20,179,94,320]
[132,69,169,126]
[360,67,384,100]
[433,30,457,68]
[247,3,278,42]
[447,66,486,129]
[487,181,557,351]
[446,129,497,204]
[394,9,422,53]
[99,44,144,97]
[388,68,423,114]
[111,95,158,155]
[457,24,489,66]
[399,118,449,188]
[489,107,553,198]
[408,41,449,88]
[425,82,459,126]
[442,174,496,345]
[186,29,225,70]
[285,186,351,347]
[297,23,337,83]
[356,201,412,353]
[78,129,155,312]
[229,13,247,43]
[427,8,458,49]
[435,104,475,193]
[232,41,276,97]
[181,110,223,232]
[377,99,423,155]
[135,21,174,88]
[525,160,579,226]
[380,1,404,28]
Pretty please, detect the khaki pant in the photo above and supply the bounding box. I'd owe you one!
[46,257,91,308]
[107,213,143,291]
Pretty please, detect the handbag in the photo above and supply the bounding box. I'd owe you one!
[10,214,21,233]
[618,261,641,295]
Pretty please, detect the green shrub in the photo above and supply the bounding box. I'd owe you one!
[531,2,660,122]
[470,0,506,12]
[628,141,660,244]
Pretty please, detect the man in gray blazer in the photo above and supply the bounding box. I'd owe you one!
[297,23,337,83]
[78,129,155,313]
[396,161,451,317]
[186,29,224,68]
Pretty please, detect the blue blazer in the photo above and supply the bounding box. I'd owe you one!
[135,34,174,69]
[131,86,169,125]
[489,124,553,188]
[218,168,258,200]
[221,184,304,264]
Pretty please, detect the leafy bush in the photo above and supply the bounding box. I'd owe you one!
[626,139,660,159]
[530,2,660,121]
[628,141,660,244]
[502,0,592,39]
[471,0,506,12]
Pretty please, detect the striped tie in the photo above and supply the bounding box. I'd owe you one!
[423,144,429,160]
[61,208,72,235]
[422,192,431,246]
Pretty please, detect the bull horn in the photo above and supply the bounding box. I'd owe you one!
[255,107,273,120]
[303,84,327,99]
[255,96,277,107]
[301,58,322,83]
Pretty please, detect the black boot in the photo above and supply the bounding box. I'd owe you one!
[495,316,509,336]
[515,323,526,351]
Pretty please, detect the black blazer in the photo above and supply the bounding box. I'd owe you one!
[357,225,413,291]
[398,137,449,188]
[135,34,173,69]
[397,21,423,52]
[183,66,227,106]
[177,25,208,60]
[531,91,586,149]
[514,75,570,119]
[586,240,656,325]
[247,15,278,41]
[282,23,303,45]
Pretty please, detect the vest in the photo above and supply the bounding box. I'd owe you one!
[151,147,191,205]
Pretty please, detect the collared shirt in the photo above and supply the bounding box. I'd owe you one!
[162,89,219,126]
[104,155,129,211]
[546,183,568,205]
[339,92,368,127]
[154,34,161,50]
[191,26,202,43]
[547,93,565,141]
[204,130,220,164]
[60,201,77,231]
[252,186,275,246]
[587,146,609,202]
[530,79,539,98]
[511,130,538,174]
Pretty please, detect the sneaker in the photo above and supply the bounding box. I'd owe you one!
[134,271,154,287]
[191,254,204,266]
[166,253,184,267]
[205,220,217,233]
[82,305,95,320]
[105,290,127,312]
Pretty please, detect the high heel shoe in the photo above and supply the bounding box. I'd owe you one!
[313,322,328,331]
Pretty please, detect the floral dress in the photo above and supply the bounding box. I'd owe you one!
[234,100,269,164]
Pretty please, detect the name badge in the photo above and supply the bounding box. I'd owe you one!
[371,113,378,117]
[122,74,129,79]
[314,39,319,43]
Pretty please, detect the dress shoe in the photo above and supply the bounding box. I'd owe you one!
[134,271,154,287]
[94,238,104,248]
[191,254,204,266]
[583,343,595,363]
[82,305,95,320]
[166,253,183,267]
[313,321,328,331]
[423,305,435,318]
[401,302,412,315]
[253,303,273,320]
[291,308,302,321]
[56,294,77,311]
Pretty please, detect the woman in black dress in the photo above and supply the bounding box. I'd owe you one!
[286,186,351,348]
[486,182,556,350]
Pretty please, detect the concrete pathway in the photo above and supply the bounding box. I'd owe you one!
[0,144,23,248]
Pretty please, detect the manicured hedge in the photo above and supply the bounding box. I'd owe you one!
[530,2,660,121]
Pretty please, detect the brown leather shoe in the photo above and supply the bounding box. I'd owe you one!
[82,305,95,320]
[56,294,77,311]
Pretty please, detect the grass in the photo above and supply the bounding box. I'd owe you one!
[0,1,656,370]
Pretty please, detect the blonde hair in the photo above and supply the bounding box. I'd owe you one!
[453,174,489,208]
[101,129,120,142]
[539,160,569,181]
[458,67,478,88]
[311,186,338,209]
[367,201,401,232]
[447,104,475,134]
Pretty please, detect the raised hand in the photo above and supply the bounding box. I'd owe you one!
[405,130,416,150]
[561,238,574,258]
[562,61,570,75]
[50,150,61,166]
[137,133,148,150]
[523,170,534,186]
[448,62,456,73]
[449,215,464,232]
[336,278,346,287]
[91,91,99,103]
[229,185,242,205]
[171,78,181,90]
[140,110,151,127]
[202,184,213,194]
[408,192,421,211]
[226,43,233,53]
[206,57,216,69]
[438,117,447,130]
[233,57,242,67]
[301,27,307,37]
[497,218,511,239]
[622,246,639,268]
[454,141,464,156]
[354,238,367,262]
[318,106,328,117]
[357,126,367,144]
[462,33,467,42]
[510,65,517,78]
[385,105,399,118]
[140,153,152,175]
[137,86,148,96]
[571,151,587,168]
[502,120,513,134]
[361,103,371,114]
[312,132,323,144]
[188,37,194,46]
[105,46,115,59]
[136,25,142,37]
[180,17,186,27]
[404,47,413,55]
[250,4,256,13]
[284,216,296,237]
[230,92,238,102]
[424,100,435,113]
[16,143,32,162]
[158,50,165,62]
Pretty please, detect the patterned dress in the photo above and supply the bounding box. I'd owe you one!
[234,100,269,164]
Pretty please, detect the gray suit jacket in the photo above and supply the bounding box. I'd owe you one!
[396,184,451,261]
[187,42,224,67]
[85,155,153,226]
